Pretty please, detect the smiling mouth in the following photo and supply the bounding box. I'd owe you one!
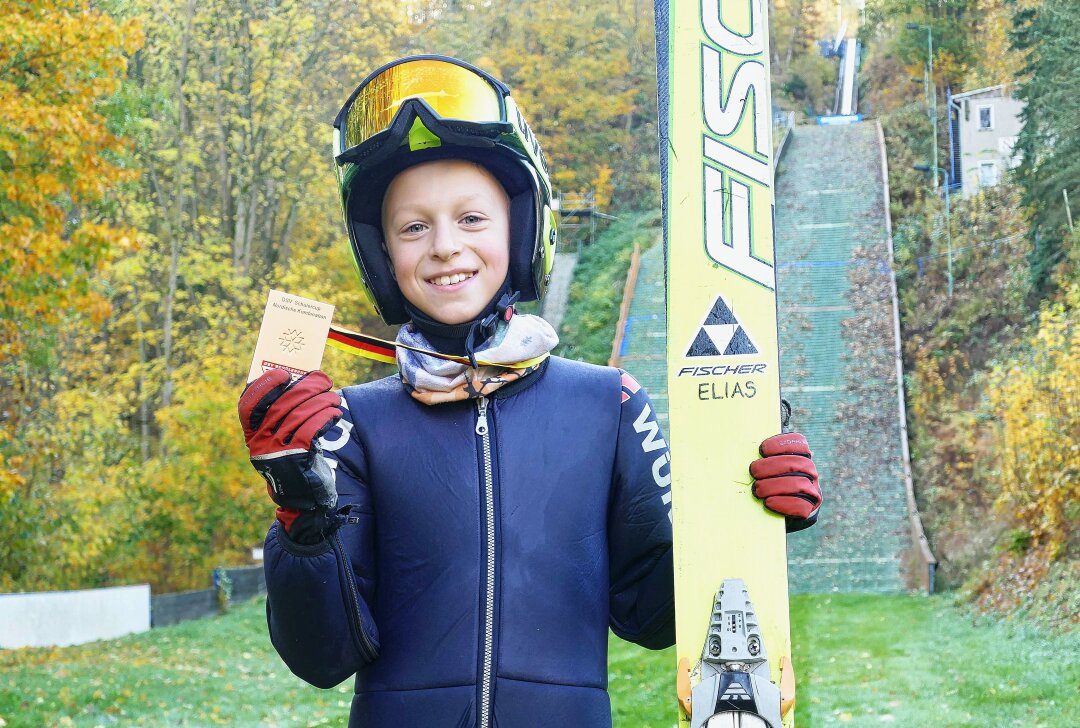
[427,271,476,287]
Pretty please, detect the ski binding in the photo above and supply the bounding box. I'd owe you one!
[677,579,795,728]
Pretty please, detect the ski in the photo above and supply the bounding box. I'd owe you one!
[654,1,795,727]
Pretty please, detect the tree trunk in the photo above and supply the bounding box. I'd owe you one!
[132,284,151,463]
[278,198,298,265]
[161,0,197,413]
[213,45,235,267]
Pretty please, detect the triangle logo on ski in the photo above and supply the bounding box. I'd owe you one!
[685,296,759,357]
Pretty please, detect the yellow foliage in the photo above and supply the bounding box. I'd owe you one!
[0,0,141,361]
[128,354,270,591]
[593,165,615,210]
[0,0,143,590]
[986,283,1080,556]
[964,0,1031,89]
[407,0,659,206]
[0,0,406,592]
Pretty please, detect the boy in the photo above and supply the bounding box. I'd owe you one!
[238,56,821,727]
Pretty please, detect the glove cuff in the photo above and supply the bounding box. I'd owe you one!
[785,508,819,534]
[273,518,333,557]
[276,506,337,546]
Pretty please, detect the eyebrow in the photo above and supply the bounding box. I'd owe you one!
[389,192,503,220]
[442,192,491,206]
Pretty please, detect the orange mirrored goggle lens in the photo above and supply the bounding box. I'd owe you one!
[342,59,504,152]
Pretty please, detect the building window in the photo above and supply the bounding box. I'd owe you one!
[978,105,994,130]
[979,161,998,187]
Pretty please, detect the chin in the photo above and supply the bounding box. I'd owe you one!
[415,300,485,326]
[433,311,475,325]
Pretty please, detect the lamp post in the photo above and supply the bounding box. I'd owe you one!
[906,22,938,189]
[914,163,953,297]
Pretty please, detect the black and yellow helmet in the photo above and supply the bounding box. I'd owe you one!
[332,55,558,325]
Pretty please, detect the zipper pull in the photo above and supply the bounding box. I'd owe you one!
[475,396,489,436]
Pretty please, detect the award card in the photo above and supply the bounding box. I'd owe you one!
[247,290,335,382]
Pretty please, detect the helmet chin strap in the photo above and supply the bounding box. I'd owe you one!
[403,276,520,366]
[464,289,520,369]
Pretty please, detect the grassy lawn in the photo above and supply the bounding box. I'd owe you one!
[791,593,1078,727]
[2,593,1076,727]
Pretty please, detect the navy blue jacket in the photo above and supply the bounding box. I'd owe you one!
[263,356,675,727]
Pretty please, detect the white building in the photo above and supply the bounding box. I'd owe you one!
[948,84,1025,198]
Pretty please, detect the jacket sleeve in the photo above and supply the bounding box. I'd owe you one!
[607,370,676,650]
[263,393,380,688]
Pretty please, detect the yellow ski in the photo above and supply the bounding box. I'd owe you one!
[654,1,795,726]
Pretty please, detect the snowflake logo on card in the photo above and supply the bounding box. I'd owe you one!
[278,328,305,353]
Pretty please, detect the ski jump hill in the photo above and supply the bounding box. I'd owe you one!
[613,120,935,593]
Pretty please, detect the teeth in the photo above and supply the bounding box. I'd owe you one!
[431,272,474,286]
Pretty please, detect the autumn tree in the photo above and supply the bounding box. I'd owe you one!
[406,0,660,209]
[2,0,404,592]
[769,0,834,116]
[90,0,403,590]
[0,0,141,589]
[0,1,140,360]
[863,0,978,89]
[975,280,1080,624]
[1010,0,1080,298]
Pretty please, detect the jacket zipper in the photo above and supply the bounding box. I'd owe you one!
[331,530,378,662]
[475,396,496,728]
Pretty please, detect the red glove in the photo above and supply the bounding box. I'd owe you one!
[749,433,821,532]
[238,369,342,514]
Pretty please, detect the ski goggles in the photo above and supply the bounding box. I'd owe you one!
[332,56,548,180]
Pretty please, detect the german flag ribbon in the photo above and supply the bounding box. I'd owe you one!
[326,324,548,370]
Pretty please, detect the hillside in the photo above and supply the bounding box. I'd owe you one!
[861,0,1079,625]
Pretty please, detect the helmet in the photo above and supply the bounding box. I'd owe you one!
[332,55,558,325]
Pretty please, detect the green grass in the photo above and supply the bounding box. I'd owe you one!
[790,593,1078,727]
[557,209,662,365]
[2,594,1076,727]
[0,598,352,727]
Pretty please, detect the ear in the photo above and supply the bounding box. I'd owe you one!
[379,236,397,280]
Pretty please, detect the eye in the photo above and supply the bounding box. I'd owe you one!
[461,213,485,226]
[401,222,427,235]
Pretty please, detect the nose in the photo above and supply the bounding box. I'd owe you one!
[429,219,462,260]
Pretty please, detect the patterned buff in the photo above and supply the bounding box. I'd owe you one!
[396,314,559,405]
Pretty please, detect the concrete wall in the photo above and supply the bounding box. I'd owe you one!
[0,566,267,648]
[0,584,150,648]
[222,564,265,603]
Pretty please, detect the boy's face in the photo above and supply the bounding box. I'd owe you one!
[382,159,511,326]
